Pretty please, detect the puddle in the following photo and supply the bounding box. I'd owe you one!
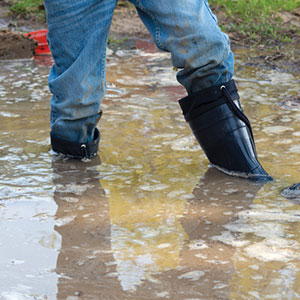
[0,46,300,299]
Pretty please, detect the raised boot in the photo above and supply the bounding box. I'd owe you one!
[179,80,272,181]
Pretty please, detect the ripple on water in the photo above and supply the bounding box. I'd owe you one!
[0,48,300,299]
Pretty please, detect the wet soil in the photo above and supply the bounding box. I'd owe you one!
[110,5,150,40]
[0,29,37,59]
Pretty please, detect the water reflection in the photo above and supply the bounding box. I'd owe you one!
[179,168,264,299]
[52,156,120,298]
[52,156,265,299]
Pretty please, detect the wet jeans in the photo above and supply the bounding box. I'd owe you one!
[44,0,234,144]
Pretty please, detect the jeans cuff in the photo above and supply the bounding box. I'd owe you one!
[51,128,100,159]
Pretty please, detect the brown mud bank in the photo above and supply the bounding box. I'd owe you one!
[0,29,37,59]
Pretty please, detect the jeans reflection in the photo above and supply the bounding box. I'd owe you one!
[52,156,121,299]
[52,158,264,299]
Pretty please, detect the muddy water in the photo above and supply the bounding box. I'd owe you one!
[0,47,300,300]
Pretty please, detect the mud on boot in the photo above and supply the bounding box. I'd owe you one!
[179,79,272,181]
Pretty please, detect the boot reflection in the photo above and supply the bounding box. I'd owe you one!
[52,158,265,299]
[52,157,118,299]
[177,168,264,300]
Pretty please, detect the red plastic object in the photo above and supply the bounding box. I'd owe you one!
[25,29,51,56]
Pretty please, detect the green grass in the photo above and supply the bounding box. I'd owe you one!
[210,0,300,14]
[107,36,128,45]
[7,0,131,16]
[8,0,44,18]
[6,0,300,44]
[210,0,300,43]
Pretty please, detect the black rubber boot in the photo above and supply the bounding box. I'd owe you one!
[51,112,102,159]
[179,79,272,181]
[51,128,100,159]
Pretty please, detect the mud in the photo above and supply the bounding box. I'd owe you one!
[110,5,150,40]
[0,29,37,59]
[243,44,300,76]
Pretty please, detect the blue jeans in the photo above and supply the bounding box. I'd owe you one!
[44,0,234,144]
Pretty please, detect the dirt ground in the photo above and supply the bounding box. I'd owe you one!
[110,5,151,39]
[0,29,37,59]
[0,3,299,75]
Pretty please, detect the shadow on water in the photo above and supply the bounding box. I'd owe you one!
[0,45,300,299]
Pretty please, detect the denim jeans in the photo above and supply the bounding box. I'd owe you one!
[44,0,234,144]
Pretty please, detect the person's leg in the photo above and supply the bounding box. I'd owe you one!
[44,0,117,158]
[129,0,233,94]
[130,0,271,180]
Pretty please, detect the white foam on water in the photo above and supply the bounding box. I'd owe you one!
[169,136,200,152]
[177,270,205,281]
[263,126,293,135]
[10,259,25,265]
[157,243,171,249]
[55,183,94,195]
[188,239,209,250]
[213,283,228,290]
[274,139,293,145]
[244,239,300,262]
[156,291,170,298]
[237,209,300,222]
[139,184,169,191]
[167,190,186,198]
[0,112,20,118]
[288,145,300,154]
[61,197,79,203]
[211,231,250,247]
[55,215,76,226]
[206,260,229,265]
